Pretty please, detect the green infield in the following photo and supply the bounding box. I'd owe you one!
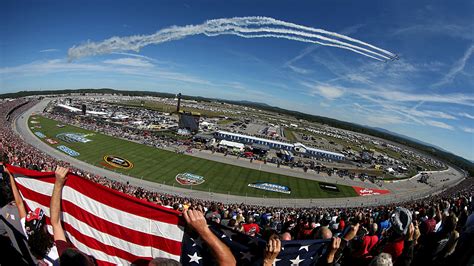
[28,115,358,199]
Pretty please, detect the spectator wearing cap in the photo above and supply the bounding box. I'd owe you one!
[321,213,332,227]
[370,207,412,264]
[242,216,260,236]
[205,204,221,224]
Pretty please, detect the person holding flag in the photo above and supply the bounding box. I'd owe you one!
[5,162,59,265]
[49,166,96,265]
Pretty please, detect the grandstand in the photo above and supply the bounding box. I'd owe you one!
[1,98,472,266]
[216,130,345,160]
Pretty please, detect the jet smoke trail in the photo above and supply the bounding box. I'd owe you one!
[219,32,386,61]
[68,16,396,61]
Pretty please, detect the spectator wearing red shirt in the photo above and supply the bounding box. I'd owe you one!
[339,218,346,233]
[381,207,412,263]
[242,216,260,236]
[420,207,437,235]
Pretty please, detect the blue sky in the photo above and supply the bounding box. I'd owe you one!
[1,0,473,160]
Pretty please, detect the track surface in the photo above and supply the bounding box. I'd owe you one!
[13,99,466,207]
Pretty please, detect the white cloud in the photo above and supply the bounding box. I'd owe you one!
[0,59,107,76]
[39,48,59,53]
[366,114,405,125]
[346,73,372,85]
[0,58,212,85]
[103,57,154,67]
[355,88,474,106]
[310,84,345,99]
[287,65,311,74]
[392,23,474,41]
[301,78,474,107]
[425,120,454,130]
[319,101,330,107]
[111,52,157,62]
[407,109,457,120]
[459,112,474,119]
[460,127,474,133]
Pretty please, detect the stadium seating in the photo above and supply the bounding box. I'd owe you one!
[1,98,473,265]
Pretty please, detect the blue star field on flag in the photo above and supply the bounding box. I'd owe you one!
[181,222,330,265]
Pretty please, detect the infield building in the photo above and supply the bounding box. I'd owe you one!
[216,130,345,160]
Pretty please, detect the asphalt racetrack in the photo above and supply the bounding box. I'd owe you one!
[14,99,466,207]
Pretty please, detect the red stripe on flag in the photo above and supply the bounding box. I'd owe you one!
[62,222,152,263]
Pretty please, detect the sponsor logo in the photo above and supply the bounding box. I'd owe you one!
[57,145,80,157]
[103,155,133,169]
[56,132,93,143]
[46,138,58,145]
[34,132,46,139]
[248,182,291,194]
[176,173,205,185]
[353,186,390,196]
[319,182,340,192]
[30,121,39,124]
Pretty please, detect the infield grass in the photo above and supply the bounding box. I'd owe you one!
[28,115,358,199]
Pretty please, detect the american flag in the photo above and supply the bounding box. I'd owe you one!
[7,165,330,265]
[7,165,183,265]
[182,223,330,265]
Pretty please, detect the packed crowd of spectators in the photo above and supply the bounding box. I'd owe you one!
[1,98,473,265]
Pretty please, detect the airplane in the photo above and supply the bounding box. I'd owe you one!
[383,54,400,63]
